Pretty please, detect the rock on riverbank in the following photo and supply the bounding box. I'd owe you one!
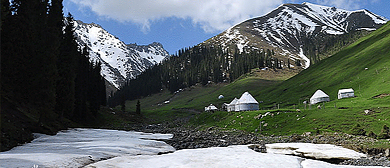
[131,123,390,167]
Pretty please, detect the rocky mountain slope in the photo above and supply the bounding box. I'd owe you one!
[73,20,169,89]
[202,2,388,69]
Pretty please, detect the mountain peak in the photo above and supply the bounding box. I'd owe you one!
[127,42,169,65]
[75,20,104,30]
[72,21,169,89]
[202,2,388,69]
[301,2,326,7]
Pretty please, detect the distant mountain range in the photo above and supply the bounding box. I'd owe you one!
[202,2,388,69]
[73,20,170,89]
[72,2,388,90]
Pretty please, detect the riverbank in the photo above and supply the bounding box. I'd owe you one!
[128,122,390,167]
[2,104,388,167]
[0,128,175,167]
[1,124,389,167]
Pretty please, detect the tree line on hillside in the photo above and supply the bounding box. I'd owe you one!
[1,0,106,125]
[302,30,371,64]
[108,45,294,107]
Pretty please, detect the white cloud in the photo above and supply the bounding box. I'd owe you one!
[314,0,376,10]
[69,0,283,33]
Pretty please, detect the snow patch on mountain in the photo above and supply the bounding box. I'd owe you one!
[73,21,169,89]
[299,48,310,69]
[204,2,388,69]
[128,42,169,65]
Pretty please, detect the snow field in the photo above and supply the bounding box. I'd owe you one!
[0,128,174,168]
[1,128,380,168]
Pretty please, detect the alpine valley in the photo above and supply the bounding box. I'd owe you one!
[2,1,390,165]
[72,2,387,93]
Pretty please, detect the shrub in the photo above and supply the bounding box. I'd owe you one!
[350,123,366,136]
[367,131,377,139]
[377,125,390,139]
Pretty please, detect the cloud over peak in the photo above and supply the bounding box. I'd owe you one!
[70,0,283,33]
[69,0,380,33]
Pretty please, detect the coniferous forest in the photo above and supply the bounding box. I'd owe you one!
[108,45,284,107]
[1,0,106,150]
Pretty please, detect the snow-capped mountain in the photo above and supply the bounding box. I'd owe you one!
[73,20,169,89]
[202,2,388,69]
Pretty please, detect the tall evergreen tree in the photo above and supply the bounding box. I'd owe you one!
[2,0,106,126]
[74,44,88,121]
[0,0,10,31]
[4,0,57,123]
[73,44,106,122]
[1,0,13,96]
[136,100,141,114]
[56,13,77,120]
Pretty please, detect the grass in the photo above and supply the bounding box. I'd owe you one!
[189,106,390,135]
[252,22,390,111]
[120,22,390,143]
[123,68,296,123]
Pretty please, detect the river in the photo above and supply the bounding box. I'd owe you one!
[0,128,385,168]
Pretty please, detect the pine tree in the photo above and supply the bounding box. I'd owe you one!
[8,0,58,123]
[98,62,107,107]
[88,61,105,116]
[287,59,291,69]
[0,0,10,32]
[136,100,141,114]
[56,13,77,121]
[266,49,271,57]
[121,95,126,112]
[74,44,90,122]
[1,0,14,97]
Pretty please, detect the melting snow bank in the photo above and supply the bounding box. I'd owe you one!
[0,129,384,168]
[266,143,366,160]
[87,145,381,168]
[0,128,174,168]
[299,48,310,69]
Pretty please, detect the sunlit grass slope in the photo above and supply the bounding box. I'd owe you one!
[123,69,296,123]
[122,22,390,138]
[191,22,390,137]
[258,21,390,108]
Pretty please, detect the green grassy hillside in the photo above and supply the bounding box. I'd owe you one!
[258,21,390,109]
[123,22,390,140]
[122,68,297,123]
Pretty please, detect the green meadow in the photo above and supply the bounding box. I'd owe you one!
[122,22,390,141]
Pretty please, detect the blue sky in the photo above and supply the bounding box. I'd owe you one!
[63,0,390,54]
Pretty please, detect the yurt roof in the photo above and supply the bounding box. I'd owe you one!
[229,98,238,105]
[237,92,258,104]
[310,90,329,99]
[209,104,218,110]
[338,88,354,94]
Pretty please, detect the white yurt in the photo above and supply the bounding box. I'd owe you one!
[221,103,228,111]
[310,90,330,104]
[227,98,238,112]
[218,95,224,99]
[205,104,218,112]
[235,92,259,111]
[338,88,354,99]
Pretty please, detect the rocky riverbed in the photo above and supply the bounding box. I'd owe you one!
[128,122,390,167]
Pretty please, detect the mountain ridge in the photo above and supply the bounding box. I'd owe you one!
[123,21,390,141]
[73,20,170,89]
[202,2,388,69]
